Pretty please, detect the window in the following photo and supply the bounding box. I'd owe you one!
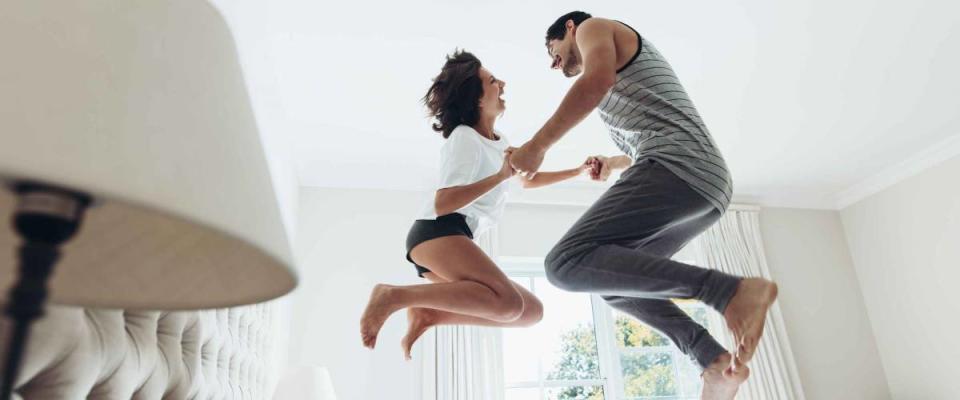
[500,253,713,400]
[501,267,606,400]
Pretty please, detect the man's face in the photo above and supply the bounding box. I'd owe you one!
[547,35,582,78]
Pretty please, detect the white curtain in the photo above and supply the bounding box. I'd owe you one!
[420,227,506,400]
[691,209,807,400]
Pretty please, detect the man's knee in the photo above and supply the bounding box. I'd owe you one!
[544,242,583,292]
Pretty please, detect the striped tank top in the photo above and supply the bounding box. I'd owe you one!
[598,23,733,213]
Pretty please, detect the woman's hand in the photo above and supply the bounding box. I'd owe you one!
[499,147,518,180]
[588,155,614,182]
[579,157,599,177]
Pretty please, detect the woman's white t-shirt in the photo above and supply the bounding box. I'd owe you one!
[417,125,511,235]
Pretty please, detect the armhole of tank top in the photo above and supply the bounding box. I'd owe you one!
[614,20,643,73]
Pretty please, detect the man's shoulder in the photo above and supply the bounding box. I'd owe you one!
[575,18,622,50]
[578,17,617,34]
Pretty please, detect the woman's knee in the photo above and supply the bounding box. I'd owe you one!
[489,286,525,322]
[453,277,525,323]
[516,296,544,327]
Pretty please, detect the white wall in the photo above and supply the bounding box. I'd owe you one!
[840,155,960,399]
[759,208,891,399]
[289,187,426,400]
[499,203,588,257]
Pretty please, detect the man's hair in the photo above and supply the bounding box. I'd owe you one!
[545,11,592,46]
[422,50,484,138]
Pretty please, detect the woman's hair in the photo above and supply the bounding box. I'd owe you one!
[422,50,483,138]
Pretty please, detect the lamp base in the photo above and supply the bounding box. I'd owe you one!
[1,183,89,400]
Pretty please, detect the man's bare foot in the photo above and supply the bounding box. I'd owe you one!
[701,352,749,400]
[401,308,438,360]
[723,278,778,366]
[360,284,400,349]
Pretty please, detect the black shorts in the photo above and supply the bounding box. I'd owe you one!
[405,213,474,278]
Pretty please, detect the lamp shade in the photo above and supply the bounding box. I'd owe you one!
[0,1,297,309]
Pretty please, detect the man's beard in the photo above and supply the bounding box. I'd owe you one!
[562,51,581,77]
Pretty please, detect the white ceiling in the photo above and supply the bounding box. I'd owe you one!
[213,0,960,209]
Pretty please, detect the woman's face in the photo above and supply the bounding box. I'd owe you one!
[477,67,506,117]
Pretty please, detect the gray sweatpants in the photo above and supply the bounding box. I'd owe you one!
[544,159,742,369]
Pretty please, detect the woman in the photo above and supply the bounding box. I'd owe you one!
[359,50,599,359]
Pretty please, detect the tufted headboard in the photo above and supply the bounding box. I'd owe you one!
[0,301,286,399]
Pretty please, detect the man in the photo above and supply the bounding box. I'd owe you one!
[508,11,779,399]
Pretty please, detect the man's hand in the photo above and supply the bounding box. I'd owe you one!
[579,157,597,176]
[499,147,518,180]
[509,141,546,178]
[590,155,614,181]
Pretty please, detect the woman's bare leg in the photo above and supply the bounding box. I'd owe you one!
[400,272,543,359]
[360,236,526,348]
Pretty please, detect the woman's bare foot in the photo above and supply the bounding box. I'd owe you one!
[701,352,749,400]
[360,284,400,349]
[401,308,438,360]
[723,278,778,366]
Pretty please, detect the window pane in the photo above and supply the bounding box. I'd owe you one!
[502,275,601,386]
[546,385,605,400]
[535,277,601,381]
[621,352,677,397]
[503,278,539,382]
[679,304,710,327]
[613,304,711,398]
[613,304,714,350]
[612,312,669,349]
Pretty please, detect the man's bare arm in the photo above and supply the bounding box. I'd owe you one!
[527,19,620,152]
